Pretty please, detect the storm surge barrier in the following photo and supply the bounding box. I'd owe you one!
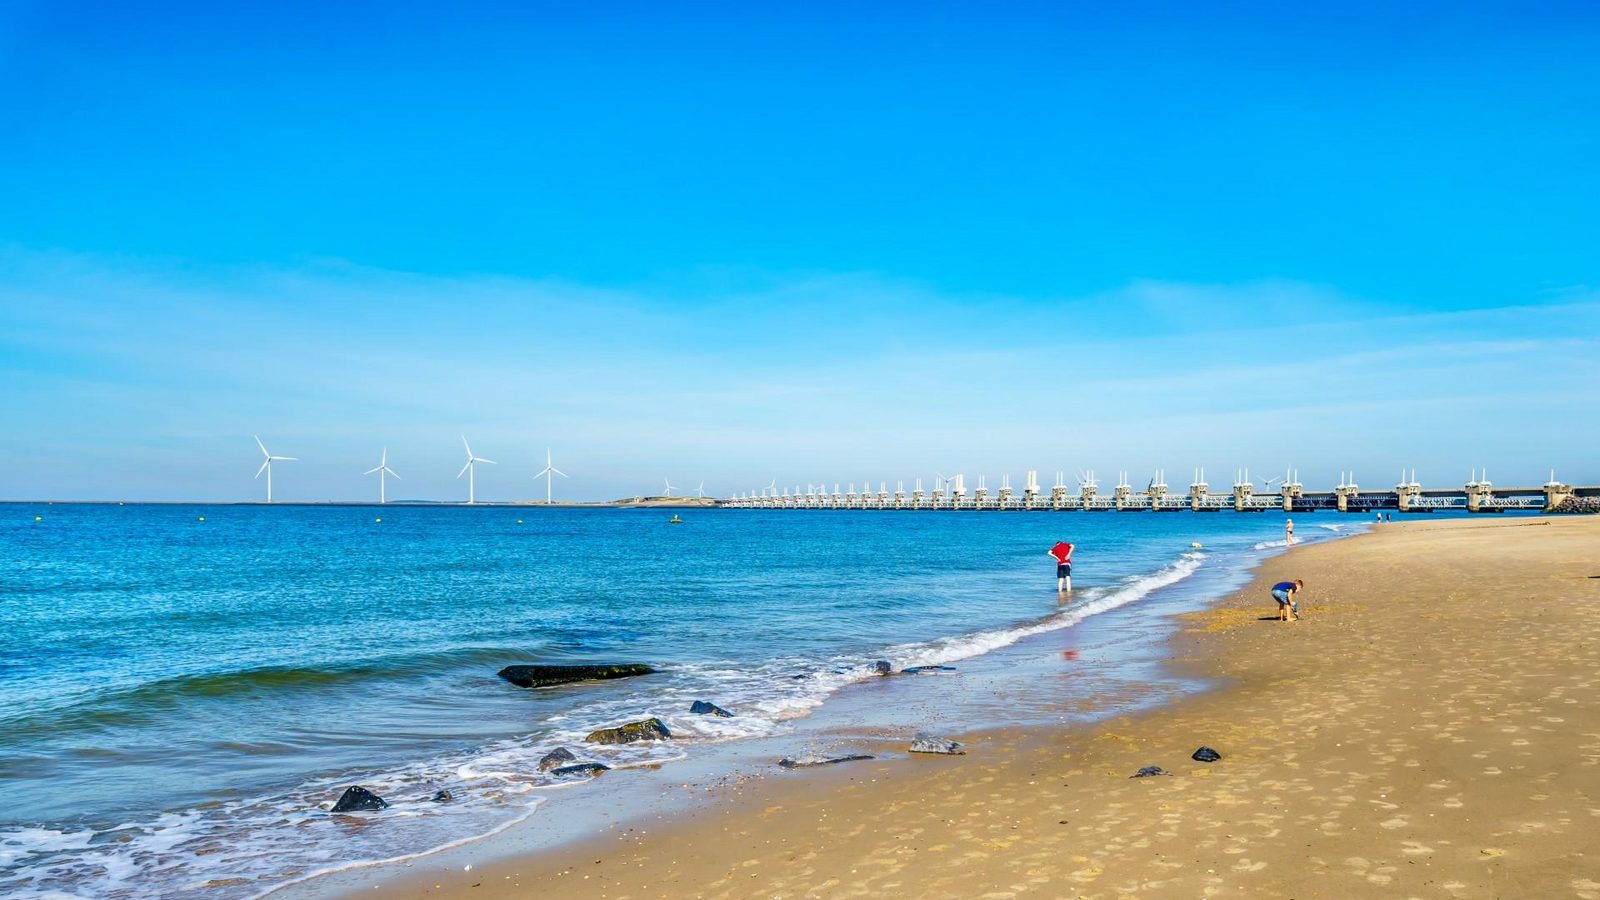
[719,469,1596,514]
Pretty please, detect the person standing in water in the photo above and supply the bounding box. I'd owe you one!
[1048,540,1074,594]
[1285,518,1295,544]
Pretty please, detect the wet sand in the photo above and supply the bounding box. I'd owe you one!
[365,515,1600,898]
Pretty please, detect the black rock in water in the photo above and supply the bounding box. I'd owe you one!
[690,700,733,717]
[585,717,672,745]
[778,754,875,769]
[902,665,956,674]
[330,786,388,812]
[1131,766,1172,778]
[550,763,610,777]
[909,732,965,755]
[430,790,454,803]
[871,660,893,676]
[537,747,578,771]
[497,664,656,689]
[1192,746,1222,763]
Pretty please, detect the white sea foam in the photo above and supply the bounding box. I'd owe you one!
[0,548,1219,899]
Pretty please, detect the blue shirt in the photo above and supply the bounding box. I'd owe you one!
[1272,582,1297,593]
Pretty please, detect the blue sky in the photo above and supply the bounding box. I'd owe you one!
[2,1,1597,500]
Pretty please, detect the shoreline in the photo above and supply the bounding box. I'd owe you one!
[345,515,1600,898]
[289,527,1285,899]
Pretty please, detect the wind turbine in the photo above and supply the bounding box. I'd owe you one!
[696,480,707,499]
[457,436,496,504]
[364,447,400,504]
[535,448,567,505]
[663,477,677,498]
[253,436,296,503]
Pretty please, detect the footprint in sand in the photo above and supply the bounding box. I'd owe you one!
[1479,847,1507,858]
[1232,858,1267,873]
[1379,816,1408,829]
[1400,841,1434,855]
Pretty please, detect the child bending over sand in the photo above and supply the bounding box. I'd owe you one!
[1271,579,1304,621]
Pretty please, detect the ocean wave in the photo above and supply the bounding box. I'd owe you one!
[0,646,538,738]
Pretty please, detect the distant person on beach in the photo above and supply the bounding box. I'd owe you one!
[1285,519,1295,544]
[1048,540,1074,594]
[1272,579,1304,621]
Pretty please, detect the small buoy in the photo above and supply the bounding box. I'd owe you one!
[374,517,381,523]
[516,519,523,525]
[198,516,205,522]
[34,515,42,521]
[1190,542,1202,549]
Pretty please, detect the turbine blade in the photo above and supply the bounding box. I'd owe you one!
[364,466,382,475]
[458,460,472,478]
[255,459,269,478]
[255,435,269,456]
[386,468,400,480]
[461,435,472,457]
[274,456,297,461]
[537,466,553,477]
[479,458,497,465]
[553,467,568,477]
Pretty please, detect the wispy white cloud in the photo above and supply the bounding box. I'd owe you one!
[1,246,1595,499]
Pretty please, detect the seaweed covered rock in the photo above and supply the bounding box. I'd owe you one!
[537,747,578,771]
[909,732,965,755]
[585,717,671,745]
[1131,766,1172,778]
[330,786,388,812]
[1192,746,1222,763]
[497,664,656,689]
[690,700,733,717]
[430,789,454,803]
[871,660,893,676]
[902,665,956,674]
[550,763,610,777]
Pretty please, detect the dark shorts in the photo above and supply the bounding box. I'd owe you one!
[1057,563,1072,577]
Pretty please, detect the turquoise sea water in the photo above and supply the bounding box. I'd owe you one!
[2,504,1361,897]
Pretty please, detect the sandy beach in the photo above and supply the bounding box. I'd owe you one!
[366,515,1600,899]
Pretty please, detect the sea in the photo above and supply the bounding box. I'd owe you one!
[1,503,1373,897]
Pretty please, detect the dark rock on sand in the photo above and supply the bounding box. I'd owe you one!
[585,717,672,745]
[1131,766,1172,778]
[550,763,610,777]
[497,664,656,689]
[430,790,454,803]
[330,786,389,812]
[871,660,893,676]
[1192,746,1222,762]
[909,732,965,755]
[902,665,956,674]
[690,700,733,717]
[778,754,875,769]
[537,747,578,771]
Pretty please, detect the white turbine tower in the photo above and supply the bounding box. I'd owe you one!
[253,436,296,503]
[696,480,707,499]
[536,448,567,505]
[457,436,496,504]
[663,477,677,498]
[363,447,401,504]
